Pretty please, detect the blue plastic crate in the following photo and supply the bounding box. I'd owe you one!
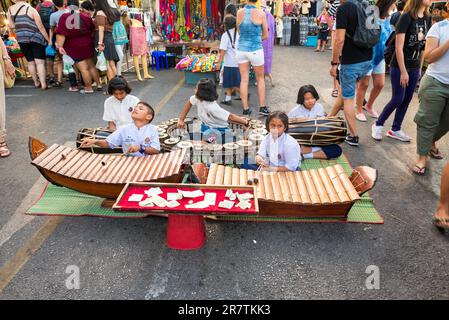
[305,35,318,47]
[184,71,218,85]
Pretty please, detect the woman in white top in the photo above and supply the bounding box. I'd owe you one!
[412,18,449,176]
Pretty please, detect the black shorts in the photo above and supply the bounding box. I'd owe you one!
[18,42,46,61]
[318,30,329,41]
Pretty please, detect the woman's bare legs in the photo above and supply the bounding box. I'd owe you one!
[356,75,370,115]
[435,161,449,228]
[365,73,385,116]
[238,61,251,110]
[75,59,93,91]
[107,60,117,80]
[34,58,47,89]
[27,61,39,87]
[86,58,101,88]
[253,64,266,107]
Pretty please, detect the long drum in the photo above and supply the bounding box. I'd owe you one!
[76,128,122,154]
[288,117,347,146]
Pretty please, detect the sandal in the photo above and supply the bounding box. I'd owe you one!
[0,138,11,158]
[331,89,338,98]
[429,148,444,160]
[410,164,426,176]
[79,89,94,94]
[433,217,449,231]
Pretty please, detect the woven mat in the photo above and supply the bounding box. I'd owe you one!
[26,156,383,224]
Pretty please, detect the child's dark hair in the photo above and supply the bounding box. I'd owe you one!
[138,101,155,123]
[195,78,218,102]
[225,3,237,16]
[224,15,236,30]
[81,0,95,11]
[297,85,319,105]
[107,76,132,95]
[53,0,64,8]
[266,111,289,133]
[432,14,444,24]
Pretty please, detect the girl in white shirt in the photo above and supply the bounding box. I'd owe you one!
[255,111,301,172]
[103,76,140,131]
[177,78,250,135]
[288,85,342,160]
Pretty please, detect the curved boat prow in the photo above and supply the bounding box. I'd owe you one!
[350,166,377,196]
[29,137,48,161]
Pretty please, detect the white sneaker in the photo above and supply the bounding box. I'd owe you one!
[371,124,384,141]
[386,130,411,142]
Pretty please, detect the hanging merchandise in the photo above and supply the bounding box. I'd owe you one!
[175,54,217,72]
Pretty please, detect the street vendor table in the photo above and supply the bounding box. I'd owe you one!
[153,41,220,55]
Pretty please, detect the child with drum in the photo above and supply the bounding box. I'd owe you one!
[103,76,141,131]
[177,78,250,142]
[288,85,342,160]
[81,101,160,156]
[251,111,301,172]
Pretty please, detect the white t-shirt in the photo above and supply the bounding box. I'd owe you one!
[106,123,160,156]
[189,95,230,128]
[103,94,140,129]
[425,20,449,85]
[219,29,240,68]
[288,103,325,119]
[257,133,301,171]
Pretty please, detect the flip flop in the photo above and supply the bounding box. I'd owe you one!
[331,89,338,98]
[433,217,449,231]
[410,164,426,176]
[429,148,444,160]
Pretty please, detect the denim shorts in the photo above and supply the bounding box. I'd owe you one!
[340,60,372,99]
[366,59,386,76]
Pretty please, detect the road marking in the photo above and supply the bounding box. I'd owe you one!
[6,94,33,97]
[144,252,173,299]
[0,216,64,294]
[154,77,185,115]
[0,177,46,247]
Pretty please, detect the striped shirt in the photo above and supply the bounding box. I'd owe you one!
[327,0,340,17]
[10,5,46,45]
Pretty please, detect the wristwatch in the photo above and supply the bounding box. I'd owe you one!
[139,146,146,154]
[331,61,339,66]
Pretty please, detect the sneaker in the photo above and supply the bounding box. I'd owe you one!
[242,108,252,116]
[258,106,271,116]
[68,86,79,92]
[355,112,367,122]
[221,99,232,106]
[386,130,411,142]
[344,135,359,146]
[371,124,384,141]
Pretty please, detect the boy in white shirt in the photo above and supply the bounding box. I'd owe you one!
[103,76,141,130]
[81,101,160,156]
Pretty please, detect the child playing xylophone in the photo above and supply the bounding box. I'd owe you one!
[252,111,301,172]
[177,78,250,137]
[288,85,342,160]
[81,101,160,156]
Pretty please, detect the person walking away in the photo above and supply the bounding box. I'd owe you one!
[330,0,376,146]
[372,0,432,143]
[411,16,449,175]
[355,0,396,122]
[236,0,269,116]
[7,0,50,89]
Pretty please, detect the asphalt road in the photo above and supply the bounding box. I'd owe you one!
[0,46,448,300]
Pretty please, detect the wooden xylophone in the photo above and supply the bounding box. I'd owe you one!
[29,137,187,199]
[204,164,376,218]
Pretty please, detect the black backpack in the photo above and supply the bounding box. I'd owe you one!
[38,3,55,30]
[347,0,381,49]
[383,31,396,66]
